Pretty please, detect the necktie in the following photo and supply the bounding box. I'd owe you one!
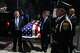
[41,18,44,30]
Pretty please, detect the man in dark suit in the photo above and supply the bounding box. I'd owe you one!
[68,8,77,53]
[51,8,72,53]
[12,10,24,52]
[40,9,52,53]
[69,8,77,35]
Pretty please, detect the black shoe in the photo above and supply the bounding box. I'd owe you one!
[12,49,16,52]
[44,51,47,53]
[41,48,47,52]
[44,50,47,52]
[19,49,23,52]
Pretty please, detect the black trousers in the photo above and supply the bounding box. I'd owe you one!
[41,34,50,52]
[68,38,74,53]
[51,41,68,53]
[22,39,34,52]
[12,30,22,52]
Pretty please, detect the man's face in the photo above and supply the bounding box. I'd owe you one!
[43,10,50,17]
[56,8,65,17]
[45,11,50,16]
[14,11,20,17]
[69,9,75,15]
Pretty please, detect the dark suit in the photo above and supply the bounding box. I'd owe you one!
[69,15,77,53]
[12,16,24,52]
[51,15,72,53]
[69,15,77,36]
[40,16,52,52]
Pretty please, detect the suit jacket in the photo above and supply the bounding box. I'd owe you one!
[40,16,52,36]
[69,15,77,26]
[69,15,77,36]
[11,16,24,32]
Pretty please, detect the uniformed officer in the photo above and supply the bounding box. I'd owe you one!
[51,7,73,53]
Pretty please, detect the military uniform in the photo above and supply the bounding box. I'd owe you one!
[51,15,72,53]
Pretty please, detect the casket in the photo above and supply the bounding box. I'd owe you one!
[22,20,41,39]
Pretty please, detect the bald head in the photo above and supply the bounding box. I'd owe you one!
[14,10,20,17]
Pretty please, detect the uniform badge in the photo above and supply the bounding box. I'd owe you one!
[62,22,70,30]
[59,19,72,32]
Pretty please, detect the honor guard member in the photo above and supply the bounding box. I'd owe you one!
[51,7,73,53]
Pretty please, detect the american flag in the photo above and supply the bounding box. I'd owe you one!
[22,20,41,38]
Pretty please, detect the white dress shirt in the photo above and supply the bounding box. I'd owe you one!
[15,17,19,28]
[44,16,48,23]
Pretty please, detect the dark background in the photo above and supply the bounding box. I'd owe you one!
[0,0,79,10]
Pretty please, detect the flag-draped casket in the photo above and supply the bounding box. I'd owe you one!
[22,20,41,38]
